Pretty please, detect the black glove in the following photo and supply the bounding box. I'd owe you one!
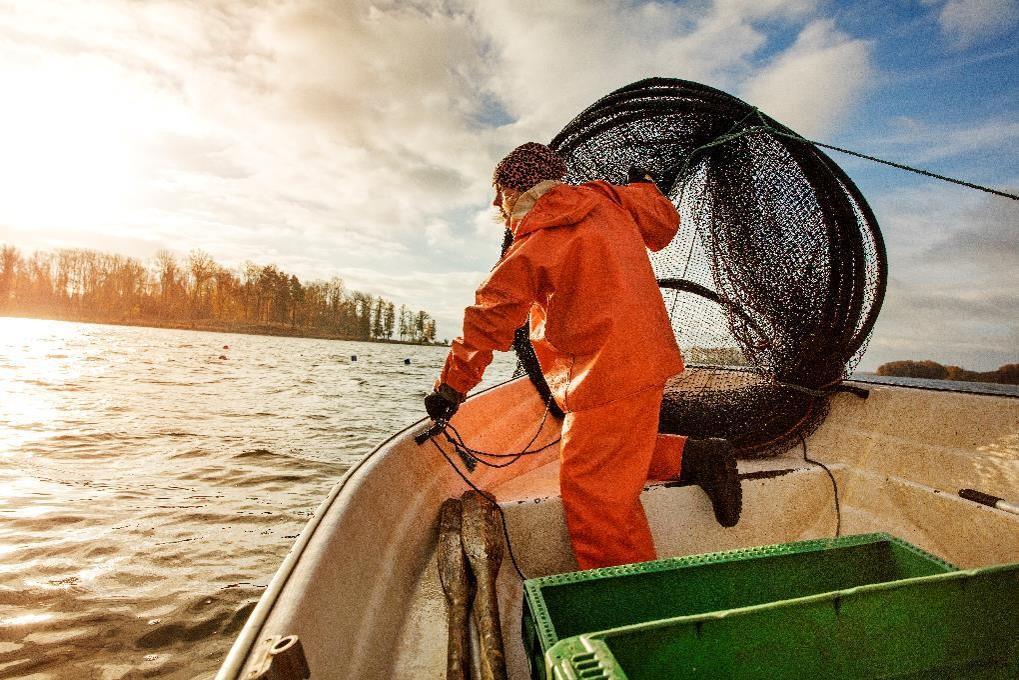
[425,383,465,423]
[627,166,656,184]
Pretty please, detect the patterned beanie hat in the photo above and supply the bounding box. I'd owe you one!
[493,142,567,192]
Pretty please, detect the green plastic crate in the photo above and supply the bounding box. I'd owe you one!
[523,534,956,679]
[546,562,1019,679]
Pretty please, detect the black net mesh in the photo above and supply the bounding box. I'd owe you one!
[512,77,887,458]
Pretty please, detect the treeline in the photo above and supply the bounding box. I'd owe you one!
[876,360,1019,385]
[0,245,439,343]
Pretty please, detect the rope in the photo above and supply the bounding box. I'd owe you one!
[803,137,1018,201]
[442,397,561,468]
[800,434,841,537]
[679,119,1019,202]
[443,427,560,468]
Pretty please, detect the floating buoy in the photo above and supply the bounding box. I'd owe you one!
[404,358,411,365]
[351,355,357,362]
[223,345,229,350]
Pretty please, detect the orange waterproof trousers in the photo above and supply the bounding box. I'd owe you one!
[560,383,686,570]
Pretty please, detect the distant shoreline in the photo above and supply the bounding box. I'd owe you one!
[0,313,450,347]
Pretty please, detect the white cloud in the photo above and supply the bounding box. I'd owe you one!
[423,219,467,252]
[0,0,847,268]
[476,0,819,136]
[875,116,1019,164]
[472,207,502,238]
[866,277,1017,372]
[740,20,873,137]
[0,0,900,350]
[860,184,1018,371]
[938,0,1019,48]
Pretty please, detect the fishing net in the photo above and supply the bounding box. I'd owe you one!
[512,77,887,458]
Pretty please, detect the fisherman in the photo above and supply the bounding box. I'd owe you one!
[426,142,742,570]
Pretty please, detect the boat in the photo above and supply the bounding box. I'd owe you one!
[214,372,1019,679]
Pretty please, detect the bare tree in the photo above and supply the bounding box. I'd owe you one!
[0,245,20,310]
[186,250,216,319]
[383,301,395,339]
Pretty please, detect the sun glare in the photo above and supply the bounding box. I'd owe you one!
[0,57,151,234]
[0,318,73,453]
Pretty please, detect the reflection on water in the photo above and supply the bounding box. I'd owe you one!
[0,317,515,678]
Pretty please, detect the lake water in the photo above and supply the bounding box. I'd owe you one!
[0,317,516,678]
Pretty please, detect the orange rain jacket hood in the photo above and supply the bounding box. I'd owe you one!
[439,180,684,412]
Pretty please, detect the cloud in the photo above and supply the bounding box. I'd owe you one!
[874,116,1019,165]
[0,0,896,346]
[937,0,1019,48]
[423,219,468,252]
[740,20,873,137]
[0,1,847,251]
[476,0,820,136]
[866,278,1017,371]
[860,185,1018,371]
[923,197,1019,270]
[4,0,1010,372]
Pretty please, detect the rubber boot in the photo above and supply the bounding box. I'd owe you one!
[679,438,742,527]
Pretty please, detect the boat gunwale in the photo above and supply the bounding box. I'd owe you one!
[847,375,1019,399]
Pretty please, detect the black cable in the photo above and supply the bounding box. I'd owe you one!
[441,396,561,468]
[444,424,560,461]
[801,136,1019,202]
[431,437,529,581]
[447,401,551,456]
[443,429,560,469]
[684,122,1019,202]
[800,434,841,537]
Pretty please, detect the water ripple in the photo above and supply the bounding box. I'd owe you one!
[0,318,513,676]
[0,317,515,678]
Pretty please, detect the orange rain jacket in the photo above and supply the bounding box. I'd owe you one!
[439,180,684,412]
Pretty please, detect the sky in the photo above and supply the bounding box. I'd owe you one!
[0,0,1016,370]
